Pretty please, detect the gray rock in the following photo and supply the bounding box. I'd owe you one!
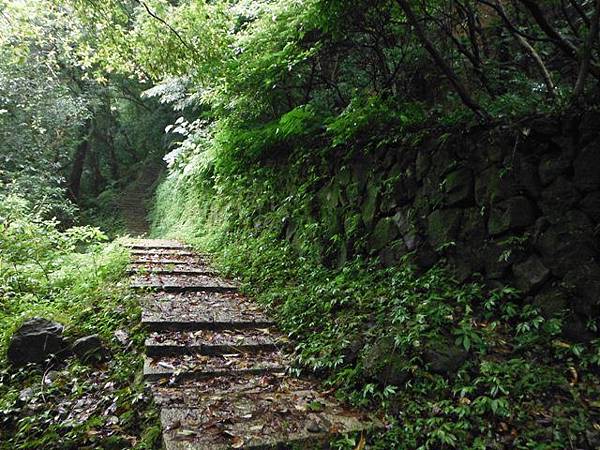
[483,241,522,279]
[562,263,600,316]
[362,337,409,386]
[475,166,517,205]
[444,168,473,206]
[529,117,560,137]
[415,149,431,180]
[488,196,536,236]
[379,240,409,267]
[533,288,567,318]
[7,318,66,367]
[361,180,380,228]
[72,335,108,363]
[427,209,462,248]
[538,153,571,186]
[580,191,600,222]
[392,209,413,235]
[423,341,468,376]
[412,245,438,270]
[540,177,581,220]
[579,112,600,143]
[515,158,542,199]
[512,256,550,293]
[369,217,399,252]
[403,232,420,251]
[459,207,486,242]
[573,142,600,192]
[535,211,597,276]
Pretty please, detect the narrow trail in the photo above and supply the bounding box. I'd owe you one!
[125,239,381,449]
[119,163,163,236]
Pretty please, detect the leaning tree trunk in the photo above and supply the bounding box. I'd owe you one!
[69,120,92,202]
[395,0,491,121]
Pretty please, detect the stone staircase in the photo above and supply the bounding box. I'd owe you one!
[119,163,163,236]
[125,239,381,449]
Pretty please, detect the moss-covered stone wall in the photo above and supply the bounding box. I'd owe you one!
[278,112,600,342]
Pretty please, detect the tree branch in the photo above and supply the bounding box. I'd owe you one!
[573,0,600,98]
[395,0,490,121]
[485,0,556,98]
[135,0,196,56]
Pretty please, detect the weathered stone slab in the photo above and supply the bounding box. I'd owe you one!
[131,256,203,265]
[160,389,381,450]
[141,292,273,331]
[150,374,317,407]
[124,239,188,249]
[128,266,215,276]
[145,329,285,356]
[131,249,196,256]
[131,274,238,292]
[143,351,289,381]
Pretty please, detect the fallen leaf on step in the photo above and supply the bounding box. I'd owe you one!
[355,433,366,450]
[231,436,245,448]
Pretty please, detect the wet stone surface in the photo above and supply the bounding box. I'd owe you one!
[160,390,376,450]
[124,239,188,249]
[128,265,215,275]
[143,351,290,380]
[131,248,197,256]
[130,255,203,265]
[131,274,238,291]
[145,329,287,356]
[141,292,273,330]
[129,239,380,449]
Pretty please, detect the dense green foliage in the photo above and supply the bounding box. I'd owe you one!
[151,144,600,449]
[0,1,171,229]
[3,0,600,448]
[0,197,160,448]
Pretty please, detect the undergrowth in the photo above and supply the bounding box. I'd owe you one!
[151,166,600,449]
[0,195,160,449]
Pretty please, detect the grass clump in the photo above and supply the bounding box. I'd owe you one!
[0,195,160,449]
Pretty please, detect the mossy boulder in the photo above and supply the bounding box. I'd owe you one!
[422,340,468,376]
[574,141,600,192]
[362,337,409,387]
[512,255,550,293]
[427,208,462,248]
[488,196,535,236]
[369,217,399,253]
[362,180,380,228]
[444,167,473,206]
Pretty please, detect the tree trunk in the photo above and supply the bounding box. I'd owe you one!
[395,0,491,121]
[69,121,91,202]
[573,0,600,99]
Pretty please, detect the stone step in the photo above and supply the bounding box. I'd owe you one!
[123,239,187,249]
[131,256,203,265]
[141,292,273,331]
[130,249,196,256]
[159,389,381,450]
[145,329,286,357]
[131,274,238,293]
[150,374,318,408]
[128,267,215,276]
[143,351,289,381]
